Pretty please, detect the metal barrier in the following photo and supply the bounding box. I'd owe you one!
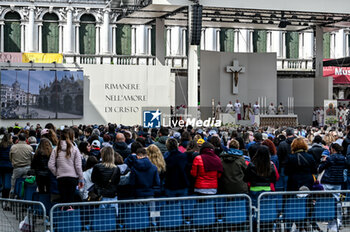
[257,190,350,232]
[50,194,252,232]
[0,198,47,232]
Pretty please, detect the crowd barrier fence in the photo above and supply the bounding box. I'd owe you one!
[50,194,252,232]
[257,190,350,232]
[0,198,47,232]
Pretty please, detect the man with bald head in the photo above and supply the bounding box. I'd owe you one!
[113,133,131,159]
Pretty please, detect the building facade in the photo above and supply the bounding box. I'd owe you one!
[0,0,349,100]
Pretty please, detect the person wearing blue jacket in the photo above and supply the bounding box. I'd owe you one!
[130,148,160,198]
[318,142,347,227]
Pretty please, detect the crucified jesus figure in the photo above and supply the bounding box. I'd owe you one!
[230,68,243,87]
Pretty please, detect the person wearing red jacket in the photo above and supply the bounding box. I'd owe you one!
[190,142,223,195]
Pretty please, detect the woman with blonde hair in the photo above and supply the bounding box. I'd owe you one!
[147,145,166,175]
[91,146,120,204]
[147,145,166,196]
[285,138,317,191]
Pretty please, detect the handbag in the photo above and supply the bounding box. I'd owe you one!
[87,167,118,202]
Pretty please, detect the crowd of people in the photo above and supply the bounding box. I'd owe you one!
[1,122,350,229]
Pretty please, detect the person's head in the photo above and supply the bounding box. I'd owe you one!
[91,140,101,149]
[166,138,178,151]
[159,127,169,137]
[181,131,191,143]
[313,135,323,144]
[78,141,91,154]
[131,141,143,154]
[262,139,277,155]
[100,146,116,168]
[286,128,294,137]
[86,156,98,170]
[42,129,58,146]
[228,139,240,149]
[187,140,199,152]
[114,152,124,165]
[253,132,262,142]
[18,133,26,142]
[45,123,56,131]
[28,136,37,144]
[209,136,221,148]
[0,133,12,148]
[252,146,271,177]
[57,129,74,158]
[116,133,126,143]
[291,137,308,153]
[147,145,166,173]
[103,134,111,142]
[35,138,53,157]
[280,102,282,105]
[229,101,232,104]
[136,148,147,158]
[199,142,215,154]
[84,127,92,137]
[236,99,239,103]
[330,142,343,154]
[193,134,202,142]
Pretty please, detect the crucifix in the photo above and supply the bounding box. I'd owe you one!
[226,60,245,95]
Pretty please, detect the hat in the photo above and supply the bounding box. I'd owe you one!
[173,132,181,140]
[321,149,330,157]
[197,139,205,145]
[28,136,37,144]
[91,140,101,148]
[41,129,49,136]
[262,133,268,140]
[286,128,294,136]
[333,140,343,147]
[197,129,203,134]
[209,130,217,136]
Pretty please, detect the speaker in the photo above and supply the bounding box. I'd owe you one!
[191,4,203,46]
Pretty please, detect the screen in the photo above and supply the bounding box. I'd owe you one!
[1,69,84,119]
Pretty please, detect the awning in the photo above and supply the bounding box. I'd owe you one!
[323,65,350,84]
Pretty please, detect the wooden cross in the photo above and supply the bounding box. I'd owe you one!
[226,60,245,94]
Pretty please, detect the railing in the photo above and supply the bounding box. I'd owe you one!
[63,54,315,71]
[0,198,47,232]
[277,58,314,70]
[257,190,350,232]
[64,54,156,65]
[50,194,252,232]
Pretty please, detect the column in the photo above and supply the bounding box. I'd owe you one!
[187,5,198,118]
[147,26,152,55]
[216,29,220,51]
[281,31,286,58]
[345,32,349,57]
[166,27,171,56]
[249,30,253,52]
[102,9,110,54]
[155,18,165,65]
[38,23,43,53]
[200,28,205,50]
[112,25,117,54]
[330,32,335,58]
[234,29,239,52]
[66,7,73,53]
[131,25,136,55]
[299,32,304,59]
[182,28,187,56]
[75,24,80,54]
[96,25,100,55]
[58,24,63,53]
[28,6,35,52]
[315,26,323,78]
[0,22,4,52]
[21,23,25,52]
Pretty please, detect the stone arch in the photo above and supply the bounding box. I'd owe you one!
[38,9,62,21]
[0,8,24,21]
